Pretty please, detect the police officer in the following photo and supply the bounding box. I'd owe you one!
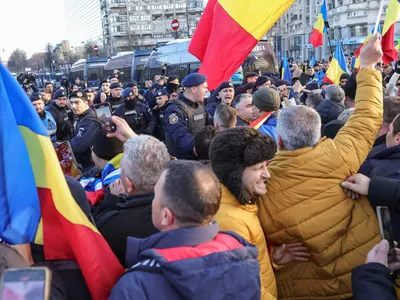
[128,83,146,104]
[30,93,57,142]
[46,89,71,141]
[69,91,100,170]
[205,81,235,119]
[94,79,111,104]
[113,87,156,135]
[164,73,209,160]
[107,82,124,113]
[152,89,170,141]
[84,88,96,106]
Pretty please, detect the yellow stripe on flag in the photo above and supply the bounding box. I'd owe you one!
[218,0,296,40]
[19,126,100,230]
[314,13,325,32]
[325,58,346,85]
[382,0,400,35]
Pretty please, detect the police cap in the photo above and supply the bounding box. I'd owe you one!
[181,73,207,87]
[30,93,43,102]
[101,79,109,85]
[167,75,179,82]
[218,81,234,92]
[84,88,95,94]
[69,91,88,100]
[153,89,169,98]
[123,87,134,99]
[245,72,258,78]
[53,89,67,100]
[110,82,122,89]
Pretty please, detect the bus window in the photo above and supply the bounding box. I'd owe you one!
[169,53,181,65]
[177,41,189,52]
[123,66,131,83]
[189,63,201,73]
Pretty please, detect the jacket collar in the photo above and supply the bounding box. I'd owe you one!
[221,185,258,213]
[117,193,154,209]
[369,144,400,160]
[272,137,327,163]
[126,222,219,267]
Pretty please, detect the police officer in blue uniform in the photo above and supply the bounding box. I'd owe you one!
[30,93,57,142]
[151,89,170,142]
[46,89,71,141]
[164,73,210,160]
[113,87,156,135]
[69,91,100,170]
[107,82,124,113]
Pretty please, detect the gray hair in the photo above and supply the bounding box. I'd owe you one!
[232,93,252,109]
[121,135,171,193]
[325,85,345,103]
[337,108,354,123]
[277,106,321,150]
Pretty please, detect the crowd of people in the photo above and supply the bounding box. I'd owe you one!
[2,33,400,300]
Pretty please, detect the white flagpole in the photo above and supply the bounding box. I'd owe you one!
[374,0,385,35]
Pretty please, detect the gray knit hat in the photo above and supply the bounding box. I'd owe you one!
[252,87,280,112]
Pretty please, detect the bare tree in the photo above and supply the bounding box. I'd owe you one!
[44,43,54,71]
[9,49,28,73]
[28,52,46,72]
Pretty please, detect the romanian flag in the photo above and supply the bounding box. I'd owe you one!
[381,0,400,65]
[322,41,349,84]
[189,0,296,90]
[354,25,381,57]
[351,56,360,70]
[282,56,292,83]
[309,0,328,48]
[0,64,123,300]
[249,112,272,130]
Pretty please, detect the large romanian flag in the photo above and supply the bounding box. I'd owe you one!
[381,0,400,65]
[309,0,328,48]
[323,41,349,84]
[0,63,123,300]
[354,25,381,57]
[189,0,296,90]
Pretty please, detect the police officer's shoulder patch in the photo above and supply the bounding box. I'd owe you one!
[169,113,178,124]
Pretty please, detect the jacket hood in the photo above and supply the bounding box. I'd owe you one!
[125,222,260,299]
[368,144,400,160]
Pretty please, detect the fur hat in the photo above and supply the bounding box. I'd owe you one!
[210,127,277,205]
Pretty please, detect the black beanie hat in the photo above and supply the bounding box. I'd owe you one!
[210,127,277,205]
[92,132,123,161]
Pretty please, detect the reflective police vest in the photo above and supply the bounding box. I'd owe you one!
[164,99,207,160]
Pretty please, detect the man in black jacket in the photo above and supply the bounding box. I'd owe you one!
[316,84,347,126]
[96,134,171,266]
[47,89,71,141]
[107,82,124,112]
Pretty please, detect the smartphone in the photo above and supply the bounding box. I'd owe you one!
[377,206,396,263]
[299,73,308,86]
[0,267,51,300]
[94,102,116,135]
[54,141,82,179]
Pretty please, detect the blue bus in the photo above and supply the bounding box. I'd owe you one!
[141,39,279,86]
[70,57,108,88]
[104,50,152,87]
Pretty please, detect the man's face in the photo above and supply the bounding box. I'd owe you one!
[252,104,262,119]
[340,78,348,87]
[218,87,235,105]
[110,78,119,84]
[307,68,315,76]
[111,88,122,98]
[257,81,271,89]
[102,82,110,93]
[75,79,80,84]
[69,98,89,115]
[156,95,169,108]
[71,85,79,92]
[86,93,95,104]
[45,84,53,92]
[386,116,400,148]
[41,92,51,102]
[314,65,322,72]
[132,86,139,96]
[323,62,330,70]
[242,161,270,199]
[152,171,167,231]
[247,76,258,83]
[236,96,256,121]
[193,82,208,102]
[55,96,67,108]
[32,100,44,114]
[146,80,153,88]
[384,65,393,75]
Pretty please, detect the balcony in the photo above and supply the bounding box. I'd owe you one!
[109,0,126,8]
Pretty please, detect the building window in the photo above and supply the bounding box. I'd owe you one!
[151,4,162,10]
[348,10,368,17]
[142,25,151,31]
[164,4,174,10]
[130,25,140,31]
[141,15,150,21]
[111,26,121,32]
[350,24,368,36]
[130,16,139,22]
[351,0,367,3]
[176,3,186,9]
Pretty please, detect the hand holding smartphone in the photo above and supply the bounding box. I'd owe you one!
[377,206,396,263]
[94,103,116,136]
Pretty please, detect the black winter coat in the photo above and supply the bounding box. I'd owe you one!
[316,99,346,124]
[359,144,400,242]
[352,263,397,300]
[96,192,159,267]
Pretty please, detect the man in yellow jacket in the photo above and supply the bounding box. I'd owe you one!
[258,34,383,299]
[210,127,310,300]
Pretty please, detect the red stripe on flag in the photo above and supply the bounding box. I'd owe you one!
[322,75,334,84]
[249,112,272,129]
[189,1,258,90]
[309,29,323,48]
[354,44,363,57]
[382,24,398,65]
[38,187,124,300]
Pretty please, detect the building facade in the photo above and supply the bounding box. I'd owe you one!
[274,0,400,61]
[64,0,103,48]
[101,0,206,54]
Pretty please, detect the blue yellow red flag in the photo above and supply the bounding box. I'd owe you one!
[0,63,123,300]
[354,25,381,57]
[322,41,349,84]
[309,0,328,48]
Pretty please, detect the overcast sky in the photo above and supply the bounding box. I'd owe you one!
[0,0,67,61]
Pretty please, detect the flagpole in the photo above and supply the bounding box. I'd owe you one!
[325,21,334,59]
[374,0,385,35]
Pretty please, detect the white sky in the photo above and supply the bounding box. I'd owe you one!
[0,0,67,61]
